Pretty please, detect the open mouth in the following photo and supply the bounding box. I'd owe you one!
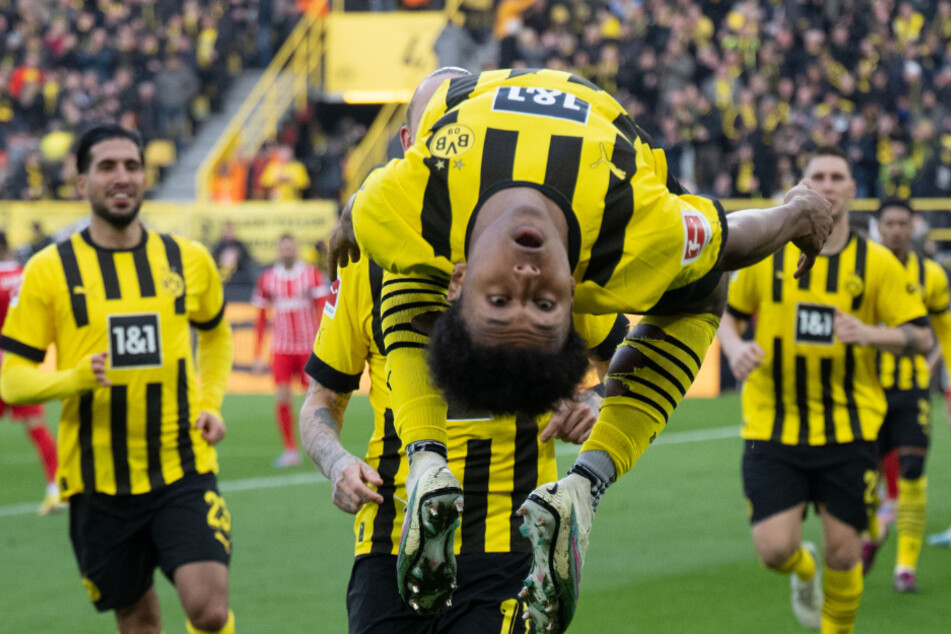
[514,228,543,249]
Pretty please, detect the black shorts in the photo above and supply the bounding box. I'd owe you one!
[742,440,877,532]
[347,553,534,633]
[69,472,232,612]
[878,389,931,455]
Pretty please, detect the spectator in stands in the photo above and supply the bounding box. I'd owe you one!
[212,221,257,294]
[155,54,201,149]
[261,145,311,201]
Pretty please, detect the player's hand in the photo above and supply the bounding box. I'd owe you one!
[784,180,833,278]
[727,341,765,382]
[195,412,226,444]
[252,359,269,375]
[542,389,601,444]
[330,455,384,514]
[90,352,112,387]
[834,309,870,346]
[329,195,360,282]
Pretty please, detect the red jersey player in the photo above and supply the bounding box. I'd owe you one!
[253,234,329,467]
[0,231,62,514]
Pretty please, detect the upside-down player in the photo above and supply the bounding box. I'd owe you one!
[332,68,835,632]
[0,125,235,634]
[252,233,329,467]
[860,198,951,591]
[719,148,931,632]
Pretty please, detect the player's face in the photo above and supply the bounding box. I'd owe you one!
[78,138,145,229]
[278,237,297,265]
[803,155,855,222]
[450,205,575,352]
[877,206,913,254]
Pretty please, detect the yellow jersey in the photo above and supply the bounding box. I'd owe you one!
[877,252,951,391]
[307,256,627,556]
[0,229,227,498]
[727,235,927,446]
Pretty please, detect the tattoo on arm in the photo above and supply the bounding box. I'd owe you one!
[300,382,353,480]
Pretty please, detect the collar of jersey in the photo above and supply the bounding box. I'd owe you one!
[80,227,149,253]
[464,180,580,272]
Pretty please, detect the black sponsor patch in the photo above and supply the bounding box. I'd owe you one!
[795,303,835,345]
[491,86,590,124]
[109,314,162,368]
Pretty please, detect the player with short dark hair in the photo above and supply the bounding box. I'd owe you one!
[252,232,329,467]
[332,69,834,633]
[0,124,235,634]
[719,148,932,632]
[860,198,951,591]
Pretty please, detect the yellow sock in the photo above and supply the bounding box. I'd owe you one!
[777,545,817,581]
[186,610,235,634]
[581,312,719,477]
[821,564,862,634]
[897,476,927,570]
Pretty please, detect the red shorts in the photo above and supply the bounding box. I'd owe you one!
[0,397,44,420]
[272,352,310,388]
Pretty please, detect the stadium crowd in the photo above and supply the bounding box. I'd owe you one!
[0,0,306,200]
[6,1,951,206]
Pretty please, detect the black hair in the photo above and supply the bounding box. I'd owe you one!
[75,124,145,174]
[807,145,851,176]
[875,197,915,219]
[427,301,590,418]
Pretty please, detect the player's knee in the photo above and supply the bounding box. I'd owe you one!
[823,540,860,571]
[187,601,229,632]
[899,453,925,480]
[757,540,800,571]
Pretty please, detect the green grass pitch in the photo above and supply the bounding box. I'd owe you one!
[2,393,951,632]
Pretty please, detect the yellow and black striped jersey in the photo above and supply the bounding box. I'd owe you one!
[727,235,927,446]
[305,256,628,557]
[352,68,727,316]
[0,229,226,498]
[878,252,951,391]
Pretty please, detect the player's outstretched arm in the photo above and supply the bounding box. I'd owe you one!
[299,381,384,514]
[0,350,109,405]
[720,181,833,277]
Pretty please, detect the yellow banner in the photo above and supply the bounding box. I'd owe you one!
[324,12,446,101]
[0,201,337,263]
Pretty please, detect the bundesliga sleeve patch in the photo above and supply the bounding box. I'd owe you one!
[681,209,713,265]
[323,279,340,319]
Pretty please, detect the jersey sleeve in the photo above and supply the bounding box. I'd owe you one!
[187,242,227,330]
[873,249,927,327]
[0,254,55,362]
[924,259,950,316]
[725,263,762,319]
[305,265,370,394]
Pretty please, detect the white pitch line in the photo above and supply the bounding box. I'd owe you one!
[0,426,740,518]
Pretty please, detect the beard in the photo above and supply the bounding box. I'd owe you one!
[92,199,142,229]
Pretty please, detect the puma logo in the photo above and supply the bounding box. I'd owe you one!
[72,285,85,295]
[590,143,626,179]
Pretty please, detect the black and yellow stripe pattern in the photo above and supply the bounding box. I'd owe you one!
[0,229,225,497]
[728,235,928,446]
[308,257,626,556]
[877,252,951,391]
